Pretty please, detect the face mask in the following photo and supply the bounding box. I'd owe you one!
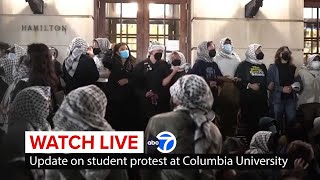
[311,61,320,70]
[256,52,264,60]
[281,51,291,61]
[223,44,233,54]
[209,49,216,58]
[119,50,129,59]
[314,56,320,62]
[93,48,101,55]
[172,59,181,66]
[8,53,16,60]
[154,52,162,61]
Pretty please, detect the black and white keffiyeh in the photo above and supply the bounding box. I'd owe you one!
[2,44,26,84]
[245,44,263,65]
[168,51,190,72]
[170,74,215,154]
[64,37,89,77]
[148,40,165,56]
[13,55,30,82]
[94,38,111,55]
[213,37,241,77]
[197,41,212,63]
[8,86,52,131]
[246,131,272,154]
[53,85,113,131]
[216,37,240,60]
[52,85,113,180]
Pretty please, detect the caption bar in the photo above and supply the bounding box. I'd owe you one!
[26,154,292,169]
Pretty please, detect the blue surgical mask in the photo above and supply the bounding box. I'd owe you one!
[223,44,233,54]
[119,50,129,59]
[8,53,16,60]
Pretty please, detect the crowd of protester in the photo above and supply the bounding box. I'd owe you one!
[0,37,319,180]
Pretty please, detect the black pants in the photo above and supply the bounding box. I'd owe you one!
[237,94,268,140]
[300,103,320,131]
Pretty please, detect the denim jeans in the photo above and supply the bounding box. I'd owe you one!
[274,98,297,133]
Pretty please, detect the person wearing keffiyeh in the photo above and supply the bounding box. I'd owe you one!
[0,44,27,85]
[143,74,222,180]
[162,51,190,87]
[3,86,52,175]
[213,37,241,138]
[189,41,223,111]
[49,85,128,180]
[133,41,171,131]
[63,37,99,94]
[297,54,320,132]
[235,44,268,140]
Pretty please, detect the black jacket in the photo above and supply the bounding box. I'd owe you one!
[133,59,170,105]
[105,55,135,103]
[63,54,99,94]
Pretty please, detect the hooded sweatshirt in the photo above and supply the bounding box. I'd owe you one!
[214,38,241,77]
[297,54,320,106]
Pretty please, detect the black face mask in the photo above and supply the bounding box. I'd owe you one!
[209,49,216,58]
[172,59,181,66]
[314,56,320,62]
[281,51,291,61]
[93,48,101,55]
[154,53,162,61]
[256,52,264,60]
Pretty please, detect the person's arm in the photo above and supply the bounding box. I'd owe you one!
[294,74,303,94]
[132,63,147,98]
[99,67,111,78]
[162,67,180,87]
[267,65,282,92]
[213,63,224,86]
[102,51,113,70]
[85,57,100,83]
[234,63,250,90]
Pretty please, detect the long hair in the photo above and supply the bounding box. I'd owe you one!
[274,46,292,64]
[113,42,136,69]
[27,43,59,91]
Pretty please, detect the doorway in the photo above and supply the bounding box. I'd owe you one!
[94,0,189,62]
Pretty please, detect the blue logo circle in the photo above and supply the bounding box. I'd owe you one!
[156,131,176,153]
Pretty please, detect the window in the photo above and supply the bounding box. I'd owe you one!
[97,0,188,61]
[149,4,180,60]
[105,3,138,57]
[304,8,320,55]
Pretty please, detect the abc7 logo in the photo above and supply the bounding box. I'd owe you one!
[147,131,176,153]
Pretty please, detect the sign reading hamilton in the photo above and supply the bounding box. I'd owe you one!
[22,25,67,33]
